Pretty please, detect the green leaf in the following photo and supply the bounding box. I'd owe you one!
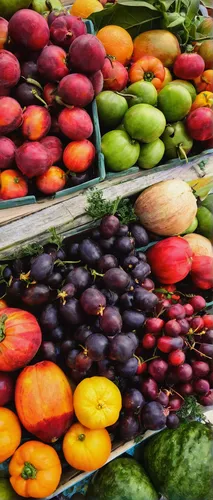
[89,3,162,37]
[185,0,200,24]
[167,15,185,26]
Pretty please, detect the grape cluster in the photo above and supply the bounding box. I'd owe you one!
[3,214,213,441]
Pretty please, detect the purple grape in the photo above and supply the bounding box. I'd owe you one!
[194,378,210,394]
[100,236,116,252]
[155,390,169,407]
[177,318,190,335]
[91,228,101,240]
[50,326,65,343]
[122,388,145,413]
[198,343,213,359]
[122,255,139,271]
[119,414,140,440]
[75,351,93,372]
[136,251,147,262]
[131,262,151,283]
[56,248,67,261]
[40,341,57,363]
[191,361,210,378]
[122,310,145,331]
[130,224,149,246]
[103,268,130,294]
[61,339,76,356]
[30,253,54,282]
[46,272,63,289]
[176,363,193,382]
[60,298,84,325]
[148,359,168,383]
[98,359,115,380]
[97,254,118,273]
[100,215,120,239]
[40,303,59,331]
[116,357,138,377]
[114,236,135,254]
[79,239,102,266]
[58,283,76,303]
[80,288,106,315]
[66,349,80,369]
[120,292,134,310]
[109,334,135,362]
[70,171,90,186]
[66,242,80,259]
[133,287,158,311]
[166,413,180,429]
[141,377,158,400]
[141,402,167,430]
[117,224,128,237]
[202,330,213,344]
[100,306,122,335]
[8,279,25,300]
[126,332,139,349]
[74,324,92,344]
[100,289,119,306]
[22,284,50,306]
[66,267,91,292]
[85,333,109,361]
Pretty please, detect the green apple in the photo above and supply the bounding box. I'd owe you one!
[182,217,198,234]
[31,0,63,14]
[197,206,213,241]
[0,0,31,19]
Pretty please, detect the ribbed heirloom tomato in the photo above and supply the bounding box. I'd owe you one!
[0,408,21,463]
[63,423,111,471]
[73,376,122,429]
[129,56,165,90]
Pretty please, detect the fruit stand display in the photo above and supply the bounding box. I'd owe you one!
[0,1,213,500]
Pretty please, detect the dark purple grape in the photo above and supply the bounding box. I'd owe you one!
[98,359,115,380]
[40,341,57,362]
[66,267,91,292]
[141,402,167,430]
[91,228,101,240]
[116,357,138,378]
[56,248,67,261]
[75,351,93,372]
[61,339,76,356]
[148,359,168,383]
[69,368,88,383]
[66,242,80,260]
[66,349,80,369]
[166,413,180,429]
[202,330,213,344]
[114,236,135,255]
[50,326,65,343]
[85,333,109,361]
[100,289,118,306]
[103,268,130,294]
[122,255,139,271]
[79,239,102,266]
[13,82,43,107]
[46,272,63,289]
[119,414,140,440]
[155,390,169,407]
[122,310,145,331]
[176,363,193,382]
[22,284,50,306]
[44,243,57,260]
[80,288,106,315]
[142,278,155,291]
[40,303,59,331]
[126,332,139,349]
[109,334,135,362]
[30,253,54,282]
[130,224,149,247]
[60,298,84,325]
[120,292,134,310]
[141,377,158,400]
[136,251,147,262]
[177,318,190,335]
[8,279,25,300]
[59,264,74,277]
[131,374,141,388]
[117,224,129,237]
[3,267,12,280]
[58,283,76,304]
[131,262,151,283]
[100,236,116,252]
[199,343,213,359]
[70,171,90,186]
[21,60,38,79]
[97,254,118,273]
[133,287,158,311]
[12,257,29,277]
[100,215,120,239]
[122,388,145,413]
[194,378,210,394]
[100,306,122,335]
[74,325,92,344]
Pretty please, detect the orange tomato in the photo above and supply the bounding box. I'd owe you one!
[63,422,111,471]
[0,407,21,463]
[0,169,28,200]
[9,440,62,498]
[191,91,213,111]
[97,25,133,65]
[73,376,122,429]
[194,70,213,92]
[129,56,165,90]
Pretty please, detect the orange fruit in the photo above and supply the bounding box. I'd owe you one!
[133,30,181,67]
[97,25,133,65]
[71,0,103,18]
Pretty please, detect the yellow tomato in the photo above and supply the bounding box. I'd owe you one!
[191,91,213,110]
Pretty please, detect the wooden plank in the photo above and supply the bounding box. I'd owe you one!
[0,155,213,259]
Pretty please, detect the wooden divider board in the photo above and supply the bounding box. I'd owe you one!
[0,154,213,259]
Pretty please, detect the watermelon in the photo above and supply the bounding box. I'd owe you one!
[143,421,213,500]
[86,457,158,500]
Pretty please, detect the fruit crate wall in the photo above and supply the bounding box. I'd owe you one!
[0,20,106,210]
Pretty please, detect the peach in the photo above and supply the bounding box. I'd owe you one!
[89,70,104,96]
[37,45,69,82]
[69,34,106,74]
[21,106,51,141]
[15,142,52,178]
[102,59,128,91]
[63,139,95,172]
[58,73,94,107]
[0,97,23,135]
[58,107,93,140]
[0,137,16,170]
[0,169,28,200]
[8,10,49,51]
[0,17,8,49]
[40,136,63,164]
[50,15,86,48]
[0,50,20,89]
[186,107,213,141]
[36,166,66,194]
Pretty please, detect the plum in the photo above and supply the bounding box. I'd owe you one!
[37,45,69,82]
[102,59,128,92]
[0,49,20,89]
[13,82,45,107]
[21,60,38,79]
[8,10,50,50]
[0,18,8,49]
[48,8,68,26]
[89,70,104,96]
[40,136,63,164]
[57,74,94,107]
[0,97,23,135]
[69,34,106,74]
[0,137,16,170]
[58,107,93,140]
[50,15,86,48]
[15,142,52,178]
[21,105,51,141]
